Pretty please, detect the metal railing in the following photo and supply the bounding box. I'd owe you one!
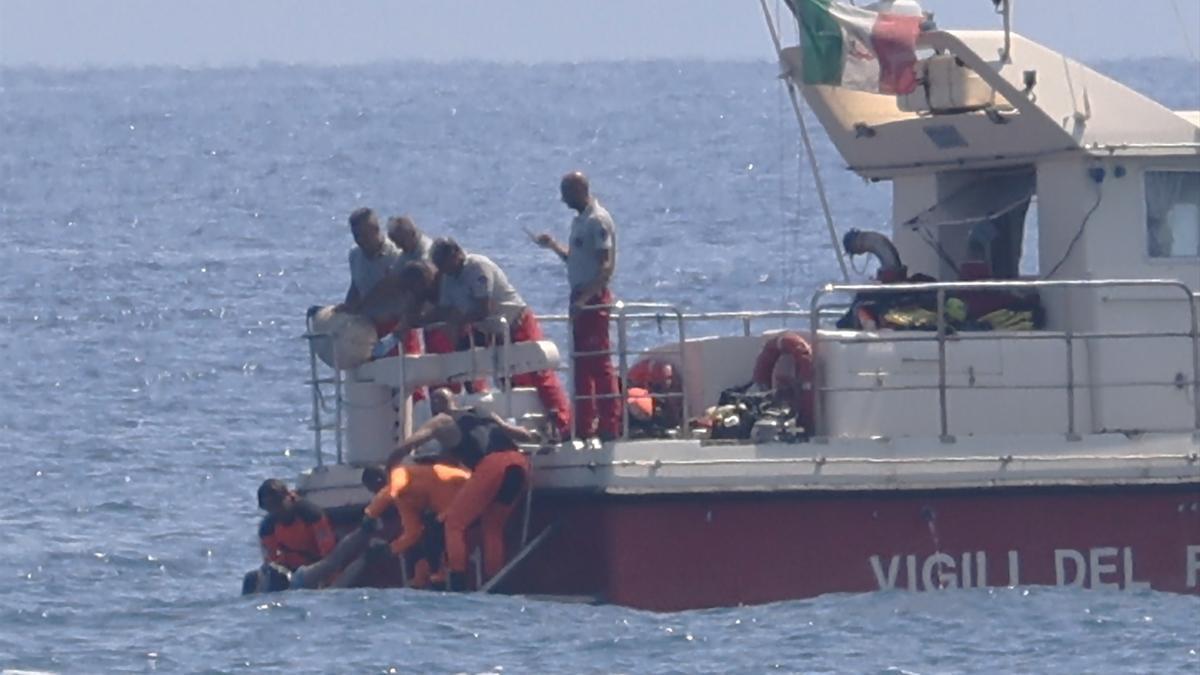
[808,278,1200,441]
[542,305,841,441]
[302,279,1200,462]
[303,314,346,466]
[302,305,835,463]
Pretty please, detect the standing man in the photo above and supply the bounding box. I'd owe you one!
[534,172,620,441]
[425,238,571,438]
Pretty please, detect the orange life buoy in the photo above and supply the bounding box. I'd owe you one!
[751,332,814,431]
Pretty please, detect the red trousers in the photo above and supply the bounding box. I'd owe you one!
[442,450,530,578]
[509,309,571,437]
[572,289,620,438]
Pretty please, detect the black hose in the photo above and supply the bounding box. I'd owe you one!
[843,229,905,275]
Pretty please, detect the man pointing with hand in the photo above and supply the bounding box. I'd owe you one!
[534,171,620,441]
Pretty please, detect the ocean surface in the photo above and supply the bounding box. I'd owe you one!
[2,58,1198,673]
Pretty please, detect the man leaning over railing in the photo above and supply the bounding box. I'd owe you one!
[415,238,572,439]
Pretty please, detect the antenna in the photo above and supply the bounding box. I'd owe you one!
[993,0,1014,63]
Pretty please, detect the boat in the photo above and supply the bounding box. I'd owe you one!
[289,0,1200,611]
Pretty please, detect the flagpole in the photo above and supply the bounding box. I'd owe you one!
[758,0,851,283]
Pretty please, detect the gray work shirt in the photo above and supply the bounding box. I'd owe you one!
[566,199,616,290]
[438,253,526,326]
[397,233,432,267]
[349,238,402,297]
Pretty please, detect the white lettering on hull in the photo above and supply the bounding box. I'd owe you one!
[871,547,1163,592]
[870,554,900,590]
[1055,548,1087,586]
[1187,546,1200,589]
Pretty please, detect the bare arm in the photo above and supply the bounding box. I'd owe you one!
[488,411,542,444]
[344,283,361,309]
[385,414,455,468]
[534,233,569,262]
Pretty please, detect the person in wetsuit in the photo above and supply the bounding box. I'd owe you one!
[256,479,337,572]
[241,525,374,594]
[386,403,542,590]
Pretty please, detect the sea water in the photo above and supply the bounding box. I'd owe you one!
[1,59,1197,673]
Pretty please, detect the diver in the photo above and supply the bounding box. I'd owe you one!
[241,525,374,594]
[256,479,337,572]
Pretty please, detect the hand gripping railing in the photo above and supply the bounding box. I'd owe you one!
[808,278,1200,441]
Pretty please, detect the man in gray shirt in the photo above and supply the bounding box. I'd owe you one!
[342,207,402,323]
[534,171,620,441]
[387,215,433,267]
[386,215,456,360]
[422,238,571,438]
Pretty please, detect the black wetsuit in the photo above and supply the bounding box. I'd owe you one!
[447,409,520,470]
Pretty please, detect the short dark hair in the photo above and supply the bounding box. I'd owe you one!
[430,237,461,267]
[348,207,376,230]
[397,260,435,291]
[256,479,289,509]
[387,215,417,236]
[361,465,387,493]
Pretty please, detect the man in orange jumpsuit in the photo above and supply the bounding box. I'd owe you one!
[256,479,337,572]
[388,401,541,590]
[362,461,471,589]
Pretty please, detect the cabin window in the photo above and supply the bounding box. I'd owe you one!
[1146,171,1200,258]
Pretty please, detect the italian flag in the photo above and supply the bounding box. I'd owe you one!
[784,0,923,95]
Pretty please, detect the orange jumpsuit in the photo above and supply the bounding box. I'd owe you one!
[364,463,471,584]
[259,499,337,571]
[440,411,531,580]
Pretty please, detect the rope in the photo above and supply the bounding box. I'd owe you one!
[1169,0,1198,60]
[1042,180,1103,280]
[757,0,850,283]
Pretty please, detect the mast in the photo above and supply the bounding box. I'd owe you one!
[757,0,851,283]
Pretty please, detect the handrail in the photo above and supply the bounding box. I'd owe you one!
[540,308,841,337]
[561,301,689,442]
[302,280,1200,465]
[808,278,1200,440]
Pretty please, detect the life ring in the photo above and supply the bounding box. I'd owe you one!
[308,305,377,370]
[751,332,814,430]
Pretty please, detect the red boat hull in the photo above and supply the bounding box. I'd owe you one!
[494,483,1200,611]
